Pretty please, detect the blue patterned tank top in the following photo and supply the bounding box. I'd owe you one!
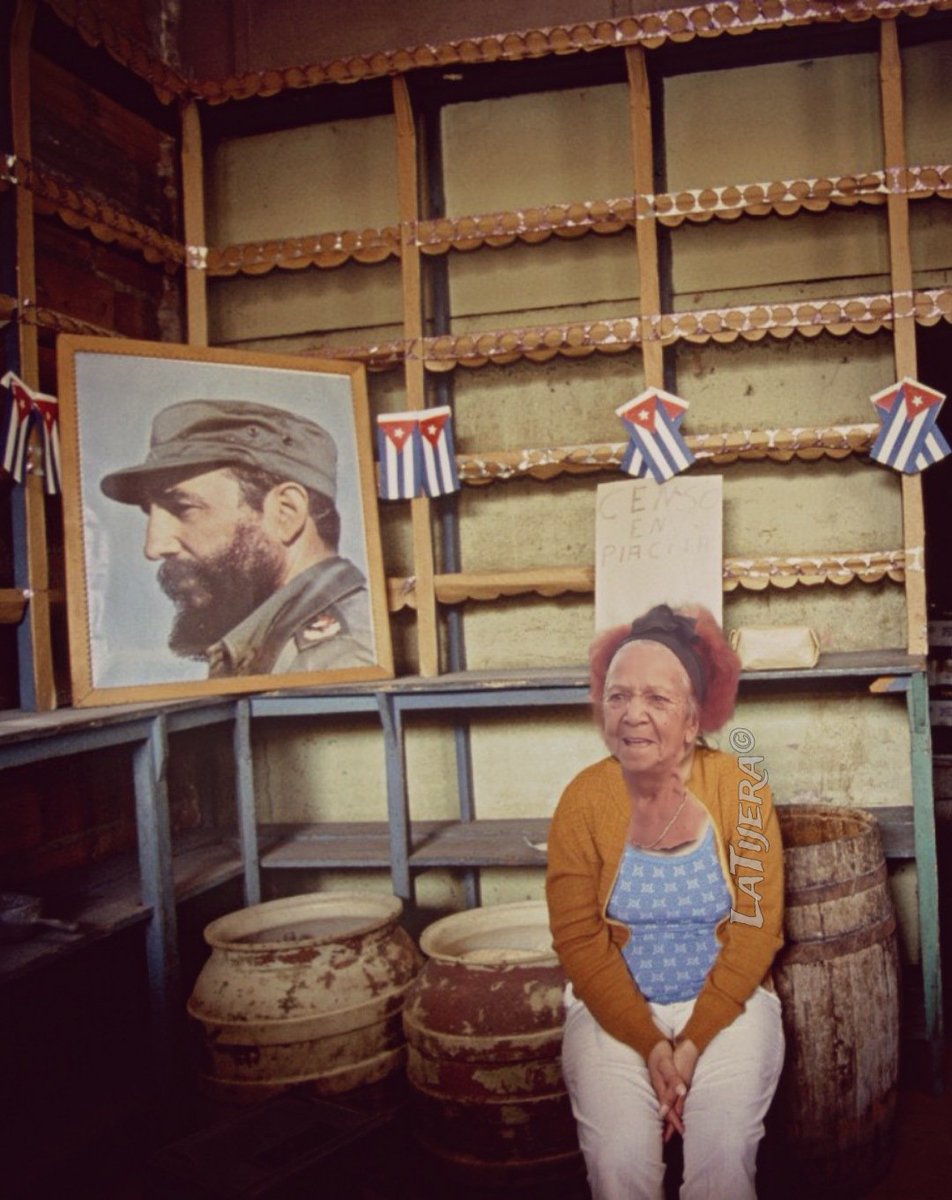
[606,822,731,1003]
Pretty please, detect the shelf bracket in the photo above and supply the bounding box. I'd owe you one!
[378,692,412,903]
[906,670,944,1090]
[234,699,261,907]
[133,714,182,1092]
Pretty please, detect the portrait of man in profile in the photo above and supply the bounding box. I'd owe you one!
[99,399,375,678]
[57,339,392,704]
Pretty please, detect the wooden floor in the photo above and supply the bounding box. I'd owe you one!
[12,1044,950,1200]
[863,1051,952,1200]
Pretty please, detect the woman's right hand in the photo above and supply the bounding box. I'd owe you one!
[646,1039,689,1142]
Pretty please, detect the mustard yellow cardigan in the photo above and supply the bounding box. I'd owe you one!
[546,746,784,1059]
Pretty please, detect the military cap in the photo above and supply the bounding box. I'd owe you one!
[100,399,337,505]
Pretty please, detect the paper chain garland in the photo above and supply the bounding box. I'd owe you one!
[1,372,61,495]
[384,548,911,611]
[44,0,952,105]
[5,151,952,277]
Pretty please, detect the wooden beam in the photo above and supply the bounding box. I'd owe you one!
[626,46,664,390]
[0,588,29,625]
[180,100,208,347]
[392,76,439,677]
[11,0,56,710]
[880,21,927,657]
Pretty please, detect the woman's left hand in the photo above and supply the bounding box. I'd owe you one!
[648,1039,690,1142]
[673,1038,699,1089]
[663,1038,699,1140]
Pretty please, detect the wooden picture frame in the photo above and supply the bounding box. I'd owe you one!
[57,336,394,706]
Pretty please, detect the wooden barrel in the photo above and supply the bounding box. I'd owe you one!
[766,805,900,1198]
[402,901,583,1190]
[187,892,422,1105]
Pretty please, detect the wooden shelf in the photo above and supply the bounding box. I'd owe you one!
[0,651,929,748]
[259,807,914,873]
[260,818,551,872]
[0,829,244,984]
[408,650,922,684]
[1,649,923,983]
[0,697,238,763]
[251,650,927,707]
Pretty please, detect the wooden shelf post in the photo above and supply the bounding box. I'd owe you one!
[180,100,209,349]
[880,20,928,658]
[627,46,665,393]
[10,0,55,710]
[393,76,440,676]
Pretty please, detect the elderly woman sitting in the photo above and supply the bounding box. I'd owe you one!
[546,604,785,1200]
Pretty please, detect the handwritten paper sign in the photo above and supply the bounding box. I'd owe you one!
[594,475,723,630]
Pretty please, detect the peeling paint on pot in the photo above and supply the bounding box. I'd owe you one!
[187,892,421,1103]
[403,901,582,1185]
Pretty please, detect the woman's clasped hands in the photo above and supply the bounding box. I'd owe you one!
[647,1037,700,1142]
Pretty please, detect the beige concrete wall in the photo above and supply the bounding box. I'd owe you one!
[205,115,403,343]
[664,53,885,187]
[443,85,639,322]
[205,116,400,241]
[671,332,893,428]
[906,40,952,284]
[670,209,891,299]
[208,265,405,343]
[903,41,952,162]
[442,85,633,215]
[449,237,640,328]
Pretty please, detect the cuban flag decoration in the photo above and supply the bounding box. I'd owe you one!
[417,405,460,498]
[377,412,419,500]
[377,407,461,500]
[616,387,695,483]
[31,392,62,495]
[1,371,39,485]
[869,377,951,474]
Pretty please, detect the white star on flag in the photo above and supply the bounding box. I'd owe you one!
[616,387,695,482]
[869,377,950,474]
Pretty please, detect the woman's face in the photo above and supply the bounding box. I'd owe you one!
[601,640,699,777]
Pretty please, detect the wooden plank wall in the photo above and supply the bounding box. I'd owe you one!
[2,1,186,709]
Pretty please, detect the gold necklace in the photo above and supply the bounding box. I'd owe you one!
[641,794,688,851]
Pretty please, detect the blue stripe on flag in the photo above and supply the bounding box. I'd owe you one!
[419,411,460,497]
[620,439,644,477]
[871,393,950,474]
[623,421,688,482]
[377,421,419,500]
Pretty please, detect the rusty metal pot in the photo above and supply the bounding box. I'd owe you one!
[403,900,581,1187]
[187,892,421,1105]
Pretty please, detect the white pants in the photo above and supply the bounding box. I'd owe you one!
[561,987,785,1200]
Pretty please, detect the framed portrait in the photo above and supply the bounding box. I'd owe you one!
[57,335,394,706]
